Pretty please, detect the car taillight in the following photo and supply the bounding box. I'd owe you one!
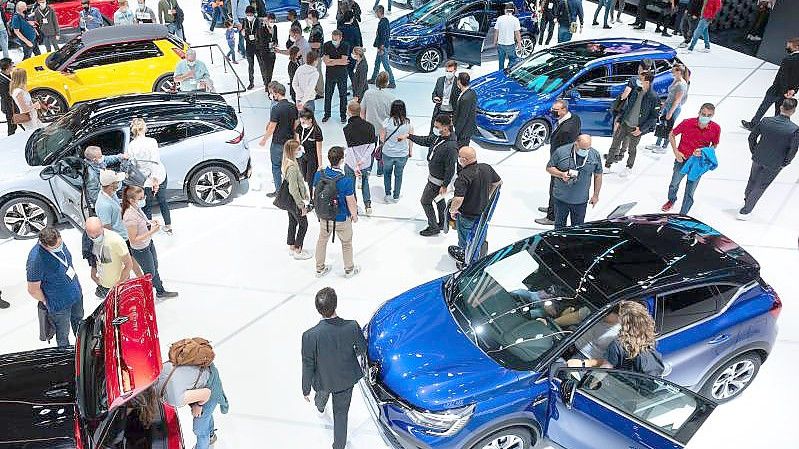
[227,130,244,144]
[770,292,782,318]
[172,47,186,59]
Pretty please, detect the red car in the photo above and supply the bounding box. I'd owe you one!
[2,0,117,33]
[0,277,184,448]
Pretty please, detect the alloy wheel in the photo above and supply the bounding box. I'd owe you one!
[157,77,177,93]
[194,170,233,205]
[312,0,327,17]
[480,434,525,449]
[516,36,535,58]
[519,121,548,150]
[34,92,65,121]
[419,49,441,72]
[711,359,756,400]
[4,201,49,238]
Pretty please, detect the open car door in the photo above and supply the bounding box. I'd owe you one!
[445,4,489,67]
[39,156,90,231]
[464,187,500,265]
[546,367,716,449]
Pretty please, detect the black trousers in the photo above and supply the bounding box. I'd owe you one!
[3,109,16,136]
[314,386,353,449]
[742,162,781,214]
[421,181,446,230]
[287,209,308,248]
[246,46,258,85]
[539,17,555,45]
[546,177,556,221]
[259,51,276,86]
[299,154,319,201]
[749,90,782,125]
[324,71,348,119]
[635,0,650,26]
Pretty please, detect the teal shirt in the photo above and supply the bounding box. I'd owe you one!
[175,60,211,92]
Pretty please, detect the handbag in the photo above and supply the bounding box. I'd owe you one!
[37,302,55,343]
[273,179,297,212]
[12,111,31,125]
[373,122,402,162]
[120,159,148,186]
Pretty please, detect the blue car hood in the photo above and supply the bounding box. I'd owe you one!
[473,72,550,113]
[367,279,517,411]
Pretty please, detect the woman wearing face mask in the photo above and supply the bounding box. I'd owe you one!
[294,109,324,203]
[126,118,173,235]
[122,185,178,299]
[281,140,312,260]
[114,0,136,25]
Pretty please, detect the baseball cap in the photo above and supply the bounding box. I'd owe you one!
[99,169,126,186]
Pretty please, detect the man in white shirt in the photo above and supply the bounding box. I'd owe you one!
[292,50,321,112]
[494,2,522,71]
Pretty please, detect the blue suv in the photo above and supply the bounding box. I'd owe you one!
[388,0,538,73]
[361,214,780,449]
[471,38,678,151]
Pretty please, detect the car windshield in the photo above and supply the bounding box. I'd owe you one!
[448,235,601,371]
[45,37,84,71]
[507,45,607,93]
[409,0,473,26]
[25,105,91,166]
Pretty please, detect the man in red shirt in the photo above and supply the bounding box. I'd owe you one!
[662,103,721,214]
[685,0,722,53]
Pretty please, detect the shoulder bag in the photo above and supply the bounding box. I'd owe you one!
[372,121,402,162]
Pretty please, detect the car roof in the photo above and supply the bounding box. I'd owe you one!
[80,24,172,47]
[553,38,676,63]
[540,214,759,300]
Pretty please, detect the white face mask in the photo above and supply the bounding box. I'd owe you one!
[445,71,455,80]
[432,127,442,136]
[90,233,104,244]
[187,60,196,67]
[246,15,254,21]
[137,198,146,208]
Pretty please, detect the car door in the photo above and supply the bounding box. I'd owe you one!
[464,186,500,265]
[144,121,209,197]
[41,156,90,230]
[107,40,166,94]
[546,367,716,449]
[61,44,119,104]
[562,64,614,135]
[445,1,489,67]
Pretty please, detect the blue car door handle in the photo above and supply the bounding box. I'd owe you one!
[708,334,730,345]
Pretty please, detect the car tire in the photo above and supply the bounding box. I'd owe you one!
[154,75,176,93]
[700,352,761,403]
[312,0,328,17]
[188,165,239,207]
[470,427,534,449]
[0,196,57,240]
[514,119,550,152]
[30,89,67,122]
[515,35,535,59]
[416,48,443,73]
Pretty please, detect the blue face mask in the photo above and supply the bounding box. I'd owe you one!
[576,149,589,158]
[51,242,64,253]
[138,199,146,208]
[698,116,712,125]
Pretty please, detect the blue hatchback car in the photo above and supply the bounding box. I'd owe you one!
[362,214,780,449]
[471,38,678,151]
[388,0,538,73]
[201,0,333,23]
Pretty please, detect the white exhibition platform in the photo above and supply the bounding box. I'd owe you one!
[0,1,796,448]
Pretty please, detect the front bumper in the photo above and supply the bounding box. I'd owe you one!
[387,47,419,67]
[359,379,432,449]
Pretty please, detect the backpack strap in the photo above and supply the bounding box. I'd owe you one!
[159,365,178,400]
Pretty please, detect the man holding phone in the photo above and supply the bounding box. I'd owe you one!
[546,134,603,229]
[430,60,459,133]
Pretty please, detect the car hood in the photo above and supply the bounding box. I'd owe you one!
[473,72,550,113]
[367,279,518,411]
[0,131,39,182]
[0,347,77,448]
[17,54,53,74]
[391,20,440,37]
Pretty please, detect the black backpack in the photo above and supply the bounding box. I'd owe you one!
[314,171,344,221]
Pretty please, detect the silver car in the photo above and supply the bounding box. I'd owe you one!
[0,92,251,239]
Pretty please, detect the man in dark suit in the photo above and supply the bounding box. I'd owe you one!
[738,98,799,220]
[0,58,16,136]
[430,60,461,133]
[302,287,367,449]
[536,99,581,226]
[454,72,477,149]
[742,37,799,130]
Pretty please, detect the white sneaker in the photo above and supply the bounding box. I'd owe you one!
[645,144,660,150]
[316,265,331,278]
[365,206,373,216]
[294,250,313,260]
[653,146,668,154]
[384,195,392,203]
[699,48,710,53]
[603,166,615,174]
[344,265,361,278]
[619,167,631,178]
[736,211,752,221]
[677,42,688,48]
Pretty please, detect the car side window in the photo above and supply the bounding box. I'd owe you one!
[456,12,486,33]
[612,61,640,77]
[146,122,213,146]
[80,130,127,156]
[654,59,673,75]
[69,44,118,70]
[656,286,719,334]
[572,66,611,98]
[113,41,163,64]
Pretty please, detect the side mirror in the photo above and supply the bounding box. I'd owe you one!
[61,67,75,75]
[40,164,58,180]
[560,378,577,408]
[566,89,580,100]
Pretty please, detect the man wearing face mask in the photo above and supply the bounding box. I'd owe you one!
[256,13,279,91]
[241,6,260,90]
[174,49,213,92]
[34,0,60,52]
[83,216,137,300]
[84,146,127,208]
[604,71,658,177]
[742,37,799,131]
[26,226,83,347]
[536,99,581,226]
[430,60,460,133]
[79,0,104,31]
[114,0,136,25]
[661,103,720,215]
[546,134,603,229]
[158,0,181,37]
[322,29,351,124]
[134,0,156,23]
[11,2,40,60]
[398,114,458,236]
[306,10,325,98]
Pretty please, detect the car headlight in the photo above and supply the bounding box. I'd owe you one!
[478,110,519,125]
[395,36,418,43]
[405,404,475,436]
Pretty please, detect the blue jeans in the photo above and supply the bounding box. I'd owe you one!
[370,50,395,84]
[49,296,84,347]
[344,164,372,207]
[557,26,572,43]
[382,155,408,198]
[193,397,218,449]
[270,142,283,191]
[592,0,613,25]
[667,160,700,214]
[130,241,166,294]
[497,44,518,71]
[553,199,587,229]
[226,42,237,62]
[210,6,224,30]
[0,29,9,59]
[688,18,710,50]
[144,175,171,226]
[456,215,478,250]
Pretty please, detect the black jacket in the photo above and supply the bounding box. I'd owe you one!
[353,59,368,100]
[410,133,458,185]
[432,75,460,112]
[257,23,278,52]
[344,116,376,147]
[770,52,799,96]
[748,114,799,169]
[618,87,659,133]
[301,317,367,395]
[0,72,13,115]
[687,0,703,16]
[454,88,477,145]
[550,113,581,151]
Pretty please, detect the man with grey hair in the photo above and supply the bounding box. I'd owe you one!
[84,145,127,207]
[546,134,602,229]
[536,99,581,226]
[174,49,213,92]
[84,216,137,299]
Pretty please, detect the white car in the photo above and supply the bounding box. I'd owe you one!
[0,92,251,239]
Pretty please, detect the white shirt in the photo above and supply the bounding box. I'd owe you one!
[292,63,320,105]
[495,14,521,46]
[575,321,620,359]
[558,112,572,126]
[127,136,166,187]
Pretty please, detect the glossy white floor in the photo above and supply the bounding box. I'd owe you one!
[0,2,796,448]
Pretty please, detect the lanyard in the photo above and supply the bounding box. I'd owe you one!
[47,249,70,269]
[572,149,588,170]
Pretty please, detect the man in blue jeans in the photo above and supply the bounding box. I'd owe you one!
[685,0,720,53]
[259,81,298,197]
[26,226,84,348]
[368,6,396,88]
[547,135,603,229]
[494,3,522,71]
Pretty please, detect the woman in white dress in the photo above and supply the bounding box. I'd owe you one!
[10,68,43,131]
[126,118,173,234]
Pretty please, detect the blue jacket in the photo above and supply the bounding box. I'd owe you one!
[207,364,229,414]
[680,146,717,181]
[86,155,124,206]
[231,0,249,24]
[374,17,390,49]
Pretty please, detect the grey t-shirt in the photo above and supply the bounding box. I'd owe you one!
[362,88,394,133]
[548,144,603,205]
[156,362,210,407]
[381,118,412,158]
[624,90,644,128]
[665,79,689,109]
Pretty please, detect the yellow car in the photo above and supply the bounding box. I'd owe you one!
[17,24,188,121]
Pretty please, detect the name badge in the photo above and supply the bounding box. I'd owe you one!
[248,34,255,41]
[136,12,150,19]
[547,4,553,9]
[66,266,76,280]
[42,18,48,24]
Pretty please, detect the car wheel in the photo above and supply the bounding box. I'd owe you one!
[188,165,239,207]
[312,0,328,17]
[471,427,533,449]
[0,197,56,239]
[154,75,176,93]
[700,352,761,403]
[30,89,67,122]
[515,35,535,59]
[416,48,442,73]
[514,119,550,151]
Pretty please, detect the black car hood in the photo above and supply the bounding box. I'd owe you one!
[0,347,77,448]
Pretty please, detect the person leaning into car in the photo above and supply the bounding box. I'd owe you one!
[33,0,60,52]
[430,60,460,133]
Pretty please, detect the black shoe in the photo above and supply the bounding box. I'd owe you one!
[340,117,347,124]
[603,25,612,29]
[367,79,375,84]
[156,291,179,299]
[591,21,599,26]
[387,83,397,89]
[629,21,639,26]
[247,83,254,90]
[266,191,277,198]
[322,116,330,123]
[661,31,672,37]
[0,297,9,309]
[537,206,549,213]
[315,94,324,100]
[741,120,753,130]
[419,227,440,237]
[655,26,661,33]
[448,245,465,263]
[634,25,645,30]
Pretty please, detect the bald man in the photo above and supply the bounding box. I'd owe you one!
[546,135,602,229]
[83,216,137,299]
[537,100,581,226]
[448,147,502,264]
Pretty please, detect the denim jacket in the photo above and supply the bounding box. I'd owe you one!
[86,155,124,206]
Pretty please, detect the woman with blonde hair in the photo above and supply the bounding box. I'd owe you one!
[10,68,43,130]
[280,139,311,260]
[126,118,172,234]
